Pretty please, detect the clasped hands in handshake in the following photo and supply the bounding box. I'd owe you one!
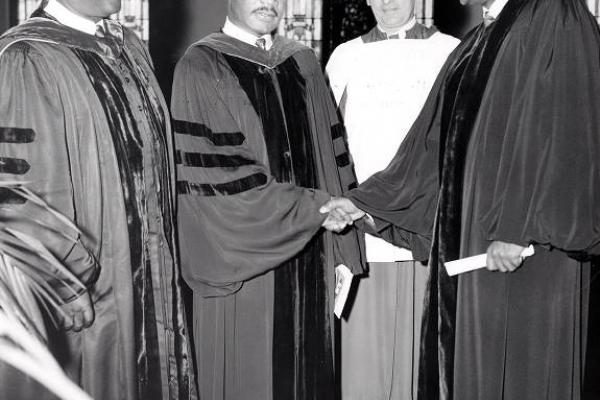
[320,197,365,233]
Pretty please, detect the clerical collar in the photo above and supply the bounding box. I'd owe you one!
[483,0,510,20]
[44,0,103,36]
[223,17,274,51]
[377,16,417,39]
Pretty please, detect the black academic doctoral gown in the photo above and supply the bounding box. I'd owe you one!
[349,0,600,399]
[171,33,365,400]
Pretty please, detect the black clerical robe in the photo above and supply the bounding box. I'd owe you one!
[171,33,364,400]
[349,0,600,399]
[0,17,196,400]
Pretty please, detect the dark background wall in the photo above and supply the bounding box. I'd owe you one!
[0,0,9,34]
[435,0,481,38]
[149,0,226,102]
[0,0,18,34]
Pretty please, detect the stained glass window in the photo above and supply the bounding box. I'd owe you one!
[18,0,149,41]
[415,0,434,27]
[113,0,149,42]
[278,0,324,58]
[17,0,39,22]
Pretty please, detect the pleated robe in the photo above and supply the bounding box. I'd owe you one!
[348,0,600,399]
[171,34,365,400]
[0,17,196,400]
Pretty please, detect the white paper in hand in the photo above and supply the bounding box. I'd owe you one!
[334,264,353,318]
[444,245,535,276]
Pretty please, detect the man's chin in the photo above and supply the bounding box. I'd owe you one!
[250,21,279,36]
[97,7,121,18]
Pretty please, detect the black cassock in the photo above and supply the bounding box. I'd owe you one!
[349,0,600,399]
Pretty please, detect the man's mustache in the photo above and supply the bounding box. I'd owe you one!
[252,7,279,17]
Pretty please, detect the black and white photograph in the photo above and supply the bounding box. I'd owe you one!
[0,0,599,399]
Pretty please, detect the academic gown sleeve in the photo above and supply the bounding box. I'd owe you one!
[171,46,331,296]
[476,6,600,256]
[0,42,98,301]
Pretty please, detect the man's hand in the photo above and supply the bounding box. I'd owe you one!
[319,197,366,232]
[320,197,366,232]
[58,292,95,332]
[486,241,528,273]
[322,206,353,232]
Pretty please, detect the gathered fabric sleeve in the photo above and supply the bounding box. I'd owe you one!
[171,47,331,296]
[346,61,450,261]
[477,10,600,256]
[0,42,98,301]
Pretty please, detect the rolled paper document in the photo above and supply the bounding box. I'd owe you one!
[444,245,535,276]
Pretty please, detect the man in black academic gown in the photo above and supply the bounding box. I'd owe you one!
[322,0,600,399]
[171,0,365,399]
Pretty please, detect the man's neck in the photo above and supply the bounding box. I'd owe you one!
[45,0,100,34]
[483,0,509,19]
[56,0,103,22]
[378,16,417,39]
[222,17,274,50]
